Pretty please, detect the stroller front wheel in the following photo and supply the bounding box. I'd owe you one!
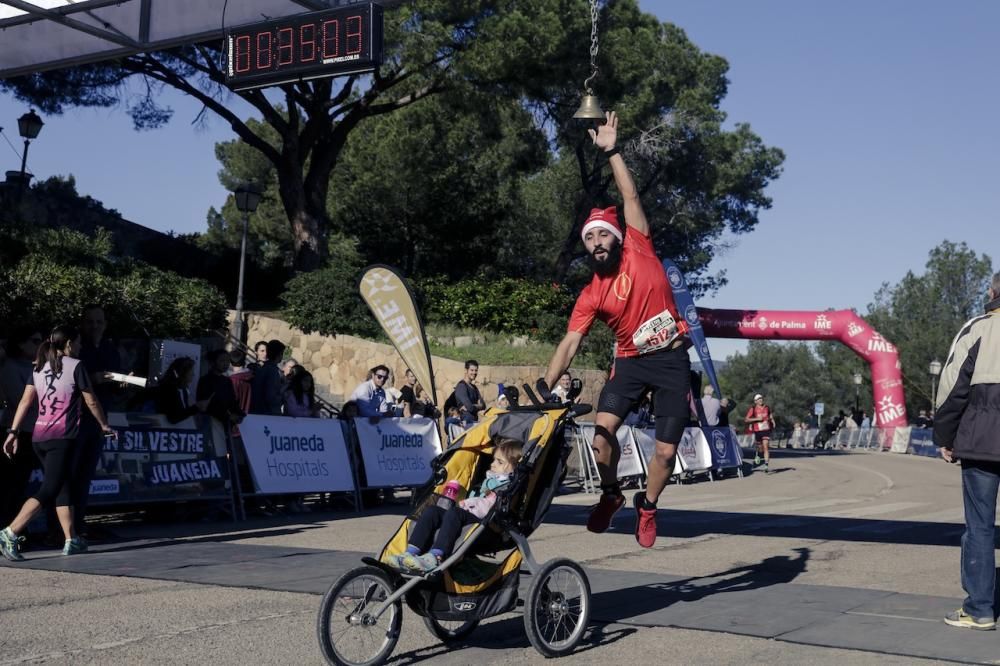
[422,615,480,643]
[524,558,591,657]
[317,565,402,666]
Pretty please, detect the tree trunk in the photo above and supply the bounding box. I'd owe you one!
[275,153,331,273]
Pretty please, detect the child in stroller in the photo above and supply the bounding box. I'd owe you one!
[388,436,523,573]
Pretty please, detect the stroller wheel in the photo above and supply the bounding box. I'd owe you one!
[422,615,480,643]
[317,565,402,666]
[524,558,591,657]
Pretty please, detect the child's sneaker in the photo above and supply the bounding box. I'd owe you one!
[753,454,762,467]
[399,551,424,572]
[410,552,440,572]
[0,527,24,562]
[62,537,88,556]
[385,553,407,570]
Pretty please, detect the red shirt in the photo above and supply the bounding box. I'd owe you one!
[746,405,772,432]
[568,225,686,358]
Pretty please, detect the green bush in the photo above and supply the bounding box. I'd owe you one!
[281,263,380,338]
[0,226,228,338]
[419,276,574,339]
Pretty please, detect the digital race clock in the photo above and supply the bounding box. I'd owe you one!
[225,4,384,91]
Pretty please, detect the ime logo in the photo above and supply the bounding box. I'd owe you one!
[814,315,832,330]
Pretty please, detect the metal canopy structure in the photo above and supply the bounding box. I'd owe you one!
[0,0,338,79]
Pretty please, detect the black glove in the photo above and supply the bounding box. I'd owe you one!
[535,378,555,402]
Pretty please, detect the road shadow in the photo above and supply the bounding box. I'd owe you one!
[538,503,983,548]
[387,612,636,663]
[388,551,808,662]
[590,548,811,622]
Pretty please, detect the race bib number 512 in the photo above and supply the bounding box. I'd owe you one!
[632,310,679,354]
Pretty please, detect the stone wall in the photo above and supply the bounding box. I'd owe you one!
[239,312,609,408]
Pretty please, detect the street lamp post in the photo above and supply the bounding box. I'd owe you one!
[929,359,942,410]
[853,372,863,413]
[232,183,261,343]
[16,109,43,187]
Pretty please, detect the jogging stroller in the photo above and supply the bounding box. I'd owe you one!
[316,391,593,665]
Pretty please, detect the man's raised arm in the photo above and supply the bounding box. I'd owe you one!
[588,111,649,236]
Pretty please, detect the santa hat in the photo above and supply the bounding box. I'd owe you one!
[580,206,622,243]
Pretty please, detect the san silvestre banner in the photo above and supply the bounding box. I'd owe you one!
[698,308,907,428]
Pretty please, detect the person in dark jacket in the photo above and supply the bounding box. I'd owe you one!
[934,271,1000,632]
[156,357,210,424]
[197,350,244,427]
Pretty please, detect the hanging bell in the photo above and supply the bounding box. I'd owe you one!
[572,93,605,120]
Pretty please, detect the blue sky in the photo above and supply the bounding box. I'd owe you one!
[1,0,996,360]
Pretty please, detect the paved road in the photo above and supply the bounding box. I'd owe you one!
[1,448,996,664]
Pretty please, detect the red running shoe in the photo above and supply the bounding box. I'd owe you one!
[586,493,625,533]
[633,492,657,548]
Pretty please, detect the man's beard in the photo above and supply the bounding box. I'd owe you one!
[586,240,623,278]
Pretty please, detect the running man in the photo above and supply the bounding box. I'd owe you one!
[745,393,774,473]
[538,111,691,548]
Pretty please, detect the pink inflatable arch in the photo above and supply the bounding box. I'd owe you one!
[698,308,907,427]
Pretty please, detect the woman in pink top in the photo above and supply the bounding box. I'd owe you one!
[0,325,116,562]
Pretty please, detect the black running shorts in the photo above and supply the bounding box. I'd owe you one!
[597,344,691,425]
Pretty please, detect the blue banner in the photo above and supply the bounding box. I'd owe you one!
[662,258,722,400]
[703,427,743,470]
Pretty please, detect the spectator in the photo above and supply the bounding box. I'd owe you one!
[339,401,360,420]
[282,359,298,380]
[385,370,403,411]
[253,340,268,368]
[934,271,1000,631]
[399,369,418,412]
[860,412,871,429]
[197,350,244,427]
[551,371,573,402]
[842,411,859,430]
[454,360,486,424]
[250,340,285,415]
[284,365,320,417]
[718,397,734,428]
[227,350,254,421]
[700,385,722,427]
[350,365,392,417]
[73,304,123,536]
[0,327,42,527]
[404,382,438,419]
[1,325,117,561]
[914,409,932,429]
[444,406,465,445]
[156,357,210,424]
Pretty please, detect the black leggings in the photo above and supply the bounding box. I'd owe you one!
[408,504,480,558]
[32,439,74,507]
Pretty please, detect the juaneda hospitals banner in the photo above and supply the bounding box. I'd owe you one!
[239,415,355,493]
[353,416,442,487]
[359,265,438,405]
